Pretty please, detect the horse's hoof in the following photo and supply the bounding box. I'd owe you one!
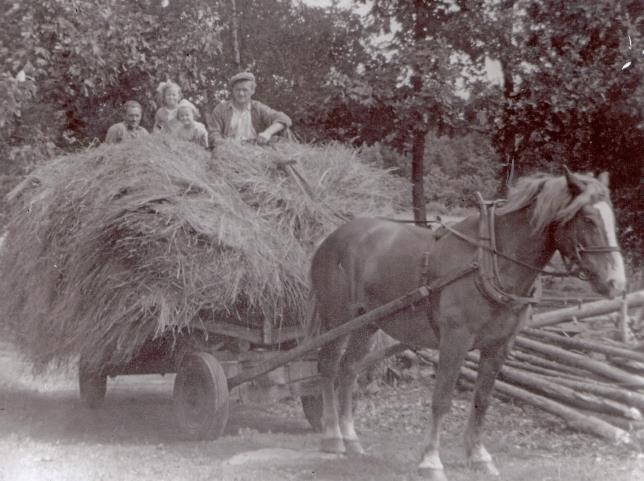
[469,460,500,476]
[321,437,345,454]
[343,439,365,456]
[417,467,449,481]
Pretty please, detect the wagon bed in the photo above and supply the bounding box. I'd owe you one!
[79,287,431,439]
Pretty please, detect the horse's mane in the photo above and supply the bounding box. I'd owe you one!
[497,172,609,233]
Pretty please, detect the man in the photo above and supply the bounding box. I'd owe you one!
[206,72,292,147]
[105,100,149,144]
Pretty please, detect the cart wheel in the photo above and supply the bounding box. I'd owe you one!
[79,356,107,408]
[173,352,230,440]
[301,394,323,432]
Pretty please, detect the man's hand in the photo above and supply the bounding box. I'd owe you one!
[257,131,272,145]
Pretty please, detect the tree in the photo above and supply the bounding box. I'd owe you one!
[0,0,368,152]
[0,0,224,156]
[216,0,370,140]
[322,0,466,222]
[492,0,643,261]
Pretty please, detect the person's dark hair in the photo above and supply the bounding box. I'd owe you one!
[124,100,142,112]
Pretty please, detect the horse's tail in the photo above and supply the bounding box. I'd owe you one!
[303,290,320,341]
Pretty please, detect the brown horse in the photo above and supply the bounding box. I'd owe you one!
[308,169,625,480]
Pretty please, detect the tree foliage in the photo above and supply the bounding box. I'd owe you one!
[493,0,643,261]
[1,0,223,145]
[0,0,641,262]
[322,0,642,262]
[0,0,367,163]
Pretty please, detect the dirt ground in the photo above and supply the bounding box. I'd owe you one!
[1,340,643,481]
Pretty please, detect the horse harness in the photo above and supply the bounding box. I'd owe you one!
[419,193,621,311]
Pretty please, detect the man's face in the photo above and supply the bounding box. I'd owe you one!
[232,81,255,106]
[125,107,142,128]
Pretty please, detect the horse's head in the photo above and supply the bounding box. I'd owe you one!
[554,168,626,298]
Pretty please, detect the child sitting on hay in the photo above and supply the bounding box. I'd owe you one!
[153,80,183,132]
[172,101,208,148]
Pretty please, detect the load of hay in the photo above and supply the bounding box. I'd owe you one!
[0,137,408,373]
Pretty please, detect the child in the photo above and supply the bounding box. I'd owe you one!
[172,102,209,148]
[153,80,182,132]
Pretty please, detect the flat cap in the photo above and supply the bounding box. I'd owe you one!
[229,72,256,87]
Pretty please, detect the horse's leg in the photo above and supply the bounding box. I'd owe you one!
[463,341,510,476]
[336,326,378,455]
[319,335,349,453]
[419,326,473,481]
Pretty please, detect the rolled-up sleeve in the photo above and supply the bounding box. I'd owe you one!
[255,102,292,130]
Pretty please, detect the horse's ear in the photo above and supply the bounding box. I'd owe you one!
[598,171,610,187]
[564,165,584,195]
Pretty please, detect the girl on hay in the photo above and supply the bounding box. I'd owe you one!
[153,80,184,132]
[171,101,209,148]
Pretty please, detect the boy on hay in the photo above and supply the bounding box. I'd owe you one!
[206,72,292,147]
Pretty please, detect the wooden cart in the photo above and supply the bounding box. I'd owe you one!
[78,287,431,440]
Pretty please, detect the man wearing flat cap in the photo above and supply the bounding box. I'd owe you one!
[206,72,292,147]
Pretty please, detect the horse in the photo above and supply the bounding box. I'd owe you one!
[307,168,625,481]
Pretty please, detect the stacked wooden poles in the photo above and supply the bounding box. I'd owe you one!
[413,291,644,443]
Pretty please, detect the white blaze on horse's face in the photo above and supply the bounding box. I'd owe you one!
[593,201,626,294]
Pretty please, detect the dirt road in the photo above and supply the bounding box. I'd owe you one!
[1,341,643,481]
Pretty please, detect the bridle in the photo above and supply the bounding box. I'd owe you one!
[558,220,622,282]
[414,194,621,307]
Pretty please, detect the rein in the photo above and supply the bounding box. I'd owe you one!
[404,194,619,308]
[438,222,572,278]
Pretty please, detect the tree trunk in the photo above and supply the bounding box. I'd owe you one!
[411,0,427,224]
[497,0,517,195]
[230,0,241,68]
[411,130,427,223]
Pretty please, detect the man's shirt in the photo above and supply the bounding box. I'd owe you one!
[229,103,257,141]
[206,100,292,146]
[105,122,149,144]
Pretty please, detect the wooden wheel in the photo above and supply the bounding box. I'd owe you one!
[173,352,230,440]
[78,355,107,408]
[301,394,323,432]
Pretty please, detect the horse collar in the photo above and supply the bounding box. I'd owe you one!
[474,198,540,307]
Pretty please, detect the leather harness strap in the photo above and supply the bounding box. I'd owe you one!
[420,197,547,309]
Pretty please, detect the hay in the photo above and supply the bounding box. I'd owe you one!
[0,137,408,373]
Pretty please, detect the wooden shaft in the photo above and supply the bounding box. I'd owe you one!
[514,337,644,389]
[227,287,430,389]
[522,329,644,363]
[528,290,644,328]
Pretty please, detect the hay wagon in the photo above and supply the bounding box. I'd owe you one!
[78,313,323,439]
[0,139,411,440]
[78,286,430,440]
